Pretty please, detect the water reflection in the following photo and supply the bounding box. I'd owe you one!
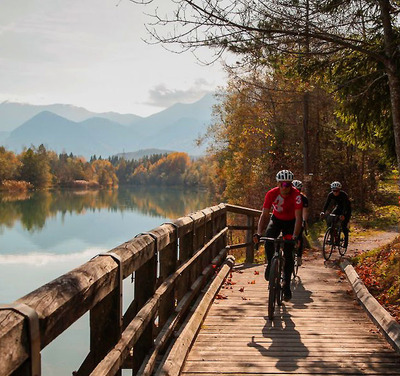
[0,186,213,232]
[0,186,214,301]
[0,186,215,375]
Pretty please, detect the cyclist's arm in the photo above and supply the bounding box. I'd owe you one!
[293,208,302,238]
[256,207,270,235]
[322,195,331,213]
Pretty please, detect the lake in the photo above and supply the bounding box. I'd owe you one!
[0,186,216,375]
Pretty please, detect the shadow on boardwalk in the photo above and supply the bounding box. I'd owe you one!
[181,259,400,375]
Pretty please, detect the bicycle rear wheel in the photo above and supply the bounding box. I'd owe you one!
[268,258,279,320]
[322,228,334,260]
[277,268,284,306]
[338,229,347,256]
[293,251,299,278]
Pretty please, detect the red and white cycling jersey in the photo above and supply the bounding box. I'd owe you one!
[263,187,303,220]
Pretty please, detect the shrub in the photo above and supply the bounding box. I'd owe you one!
[0,180,33,192]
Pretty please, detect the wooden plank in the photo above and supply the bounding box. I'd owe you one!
[182,362,400,374]
[133,253,157,373]
[155,255,235,376]
[137,247,229,376]
[88,229,229,375]
[147,224,177,253]
[180,250,400,375]
[0,236,155,376]
[0,205,229,375]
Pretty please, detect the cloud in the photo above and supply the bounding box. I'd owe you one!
[0,248,106,266]
[146,79,215,107]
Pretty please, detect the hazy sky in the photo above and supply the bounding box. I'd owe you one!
[0,0,228,116]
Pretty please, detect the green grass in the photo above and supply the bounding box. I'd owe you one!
[353,204,400,230]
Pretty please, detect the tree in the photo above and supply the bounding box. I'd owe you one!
[0,147,21,183]
[149,152,191,185]
[206,68,383,212]
[206,71,310,206]
[91,159,118,187]
[19,146,52,188]
[132,0,400,172]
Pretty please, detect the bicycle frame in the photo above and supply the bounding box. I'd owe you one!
[261,236,296,320]
[322,214,347,260]
[330,214,342,244]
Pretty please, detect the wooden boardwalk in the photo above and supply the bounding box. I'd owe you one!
[180,250,400,375]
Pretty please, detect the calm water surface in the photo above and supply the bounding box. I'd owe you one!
[0,186,215,375]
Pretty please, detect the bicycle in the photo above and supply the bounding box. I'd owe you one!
[260,236,296,320]
[293,221,307,277]
[322,214,347,260]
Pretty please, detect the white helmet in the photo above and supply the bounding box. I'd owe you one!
[292,180,303,190]
[330,181,342,190]
[276,170,294,182]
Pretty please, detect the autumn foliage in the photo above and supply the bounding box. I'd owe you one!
[205,70,387,217]
[0,145,209,191]
[353,239,400,322]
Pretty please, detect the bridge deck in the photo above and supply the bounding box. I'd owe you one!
[181,250,400,375]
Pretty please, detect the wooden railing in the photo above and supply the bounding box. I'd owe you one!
[0,203,260,376]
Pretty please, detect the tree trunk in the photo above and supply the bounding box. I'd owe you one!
[379,0,400,175]
[386,67,400,175]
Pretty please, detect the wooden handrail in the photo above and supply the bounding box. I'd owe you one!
[0,202,260,376]
[225,203,261,217]
[88,228,228,376]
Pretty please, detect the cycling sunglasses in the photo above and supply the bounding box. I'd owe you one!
[281,182,292,188]
[332,189,340,193]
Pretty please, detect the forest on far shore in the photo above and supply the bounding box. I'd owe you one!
[0,145,214,191]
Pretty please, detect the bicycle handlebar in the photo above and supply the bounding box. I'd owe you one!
[260,236,296,245]
[254,235,297,250]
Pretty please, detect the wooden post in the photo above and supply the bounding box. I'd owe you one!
[89,289,122,376]
[158,226,178,332]
[176,217,194,304]
[245,215,254,264]
[133,241,157,375]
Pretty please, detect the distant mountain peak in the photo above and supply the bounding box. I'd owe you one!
[2,92,219,158]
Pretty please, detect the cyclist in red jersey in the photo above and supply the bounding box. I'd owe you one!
[292,179,309,266]
[253,169,303,301]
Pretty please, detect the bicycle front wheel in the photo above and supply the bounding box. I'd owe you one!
[268,258,279,320]
[278,255,286,305]
[293,251,299,278]
[322,228,334,260]
[338,229,347,256]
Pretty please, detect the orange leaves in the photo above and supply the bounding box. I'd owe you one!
[354,244,400,322]
[225,278,236,286]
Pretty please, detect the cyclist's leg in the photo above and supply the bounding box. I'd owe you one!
[297,226,304,258]
[282,219,295,299]
[264,216,281,281]
[342,217,350,247]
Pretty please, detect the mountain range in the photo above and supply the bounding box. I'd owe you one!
[0,94,217,158]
